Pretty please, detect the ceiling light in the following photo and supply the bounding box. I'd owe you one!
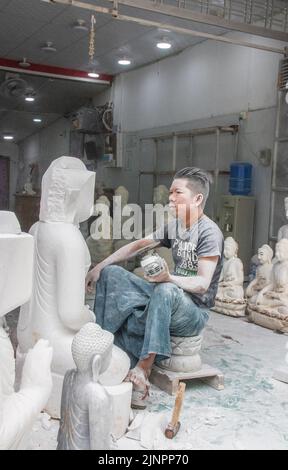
[73,19,88,31]
[88,72,100,78]
[41,41,57,53]
[157,39,172,50]
[33,118,42,123]
[18,57,31,68]
[118,58,131,66]
[3,135,14,141]
[25,95,35,102]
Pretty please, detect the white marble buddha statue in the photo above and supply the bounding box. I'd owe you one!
[57,323,114,450]
[249,238,288,333]
[17,156,96,418]
[213,237,246,317]
[246,244,273,306]
[0,211,52,450]
[278,197,288,241]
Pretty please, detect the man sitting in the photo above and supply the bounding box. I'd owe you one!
[86,167,224,408]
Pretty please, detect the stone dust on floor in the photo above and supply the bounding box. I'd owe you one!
[24,311,288,450]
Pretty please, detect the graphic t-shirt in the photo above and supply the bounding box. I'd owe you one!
[153,216,224,308]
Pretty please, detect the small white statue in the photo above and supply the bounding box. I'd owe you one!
[153,185,169,206]
[246,245,273,306]
[22,163,37,196]
[213,237,246,317]
[278,197,288,241]
[115,185,129,207]
[17,156,96,418]
[249,238,288,333]
[57,323,114,450]
[0,211,52,450]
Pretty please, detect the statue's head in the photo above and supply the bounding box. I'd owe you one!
[275,238,288,263]
[40,156,96,224]
[115,186,129,206]
[258,244,273,265]
[94,195,110,217]
[153,185,169,206]
[224,237,238,259]
[72,323,114,375]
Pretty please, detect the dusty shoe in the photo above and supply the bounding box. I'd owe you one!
[125,366,150,410]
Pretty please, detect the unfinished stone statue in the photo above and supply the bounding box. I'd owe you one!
[86,195,113,266]
[17,156,96,418]
[249,238,288,333]
[246,245,273,307]
[22,163,37,196]
[0,211,52,450]
[213,237,246,317]
[153,184,169,206]
[115,185,129,207]
[277,197,288,241]
[57,323,114,450]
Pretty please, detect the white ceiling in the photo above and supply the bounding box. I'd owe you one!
[0,0,286,143]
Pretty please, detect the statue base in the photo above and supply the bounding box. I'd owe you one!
[248,307,288,334]
[212,299,246,317]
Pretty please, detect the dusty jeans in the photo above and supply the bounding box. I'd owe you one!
[94,265,209,367]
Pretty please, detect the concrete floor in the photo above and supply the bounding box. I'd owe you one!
[8,311,288,450]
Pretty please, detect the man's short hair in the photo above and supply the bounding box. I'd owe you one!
[174,167,212,207]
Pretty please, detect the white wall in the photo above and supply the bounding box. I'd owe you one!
[112,34,283,132]
[18,117,70,191]
[97,33,285,251]
[0,142,19,209]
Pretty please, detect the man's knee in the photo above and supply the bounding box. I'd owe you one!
[101,265,125,279]
[154,282,179,299]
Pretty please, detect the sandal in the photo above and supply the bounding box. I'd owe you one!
[125,366,150,410]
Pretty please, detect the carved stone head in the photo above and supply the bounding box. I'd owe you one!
[153,185,169,206]
[275,238,288,263]
[257,244,273,265]
[115,186,129,206]
[40,156,95,224]
[72,323,114,374]
[224,237,238,259]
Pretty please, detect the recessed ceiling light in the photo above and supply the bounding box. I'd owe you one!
[73,19,88,31]
[118,58,131,66]
[25,95,35,102]
[88,72,100,78]
[3,135,14,141]
[157,39,172,50]
[18,57,31,68]
[33,118,42,123]
[41,41,57,53]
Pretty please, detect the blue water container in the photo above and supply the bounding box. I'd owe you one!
[229,162,252,196]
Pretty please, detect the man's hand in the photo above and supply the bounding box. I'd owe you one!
[145,259,171,283]
[85,265,102,293]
